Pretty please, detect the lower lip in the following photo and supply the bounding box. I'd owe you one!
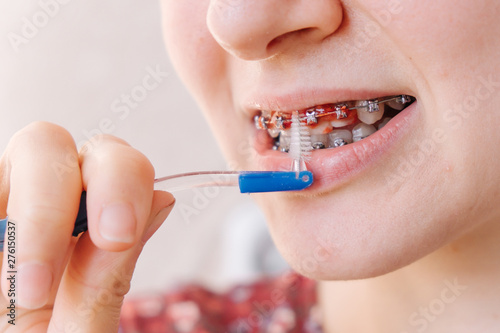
[252,102,419,194]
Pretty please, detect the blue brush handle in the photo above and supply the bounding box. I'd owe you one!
[238,171,313,193]
[0,171,313,250]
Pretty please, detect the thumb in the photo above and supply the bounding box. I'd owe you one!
[47,191,174,332]
[142,190,176,244]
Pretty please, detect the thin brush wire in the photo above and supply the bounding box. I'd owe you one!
[299,116,312,163]
[289,112,301,162]
[290,111,311,173]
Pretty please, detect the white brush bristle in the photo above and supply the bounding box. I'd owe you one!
[289,112,311,172]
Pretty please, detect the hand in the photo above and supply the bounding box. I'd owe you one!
[0,122,175,332]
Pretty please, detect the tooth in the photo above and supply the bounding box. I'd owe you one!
[398,95,412,104]
[279,131,291,152]
[357,101,384,125]
[352,123,377,142]
[271,113,286,130]
[268,127,280,138]
[328,130,353,148]
[305,109,318,125]
[309,121,333,135]
[387,100,404,110]
[387,95,411,110]
[254,115,268,130]
[378,117,391,130]
[311,134,328,149]
[333,105,348,119]
[330,109,358,128]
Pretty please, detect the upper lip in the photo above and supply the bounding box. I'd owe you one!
[243,87,407,116]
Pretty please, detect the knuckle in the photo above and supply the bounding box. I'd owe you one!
[20,200,76,231]
[99,134,129,146]
[12,121,73,146]
[109,273,132,299]
[68,264,132,306]
[79,134,129,154]
[128,149,155,178]
[81,138,154,179]
[7,121,76,160]
[108,146,155,182]
[79,135,131,165]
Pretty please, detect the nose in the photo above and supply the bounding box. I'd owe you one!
[207,0,344,60]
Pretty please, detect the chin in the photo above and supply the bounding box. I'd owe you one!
[253,186,459,281]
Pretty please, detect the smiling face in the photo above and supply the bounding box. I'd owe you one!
[161,0,500,279]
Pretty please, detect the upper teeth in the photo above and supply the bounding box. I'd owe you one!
[254,95,413,151]
[305,110,318,125]
[334,105,349,119]
[356,100,385,125]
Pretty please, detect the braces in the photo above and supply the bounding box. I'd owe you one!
[254,94,413,131]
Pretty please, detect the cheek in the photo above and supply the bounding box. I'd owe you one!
[161,0,227,106]
[409,2,499,78]
[253,110,499,280]
[162,0,247,162]
[360,0,500,90]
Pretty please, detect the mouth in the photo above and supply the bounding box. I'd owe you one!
[250,94,418,192]
[254,95,415,151]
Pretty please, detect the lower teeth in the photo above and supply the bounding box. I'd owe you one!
[329,129,352,147]
[352,123,377,142]
[274,120,385,150]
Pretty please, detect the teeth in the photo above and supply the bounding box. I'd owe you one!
[328,130,353,147]
[254,115,268,130]
[268,127,280,138]
[311,134,329,149]
[266,95,413,152]
[378,117,391,130]
[352,123,377,142]
[312,142,326,149]
[387,95,411,110]
[387,100,405,110]
[279,131,291,152]
[305,109,318,125]
[309,121,333,135]
[333,104,348,119]
[271,113,285,130]
[357,101,385,125]
[331,109,358,128]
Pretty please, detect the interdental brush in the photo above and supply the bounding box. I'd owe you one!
[0,168,314,246]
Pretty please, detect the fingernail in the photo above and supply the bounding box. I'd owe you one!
[99,203,137,243]
[17,262,53,309]
[142,202,175,243]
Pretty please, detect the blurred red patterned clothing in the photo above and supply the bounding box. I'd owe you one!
[119,272,322,333]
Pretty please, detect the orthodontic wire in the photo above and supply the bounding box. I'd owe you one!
[256,94,413,129]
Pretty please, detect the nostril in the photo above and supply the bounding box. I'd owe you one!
[267,28,314,52]
[207,1,344,61]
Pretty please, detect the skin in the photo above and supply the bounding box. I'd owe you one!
[160,0,500,331]
[0,125,175,331]
[0,0,499,332]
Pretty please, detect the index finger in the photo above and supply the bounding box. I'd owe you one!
[1,122,82,309]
